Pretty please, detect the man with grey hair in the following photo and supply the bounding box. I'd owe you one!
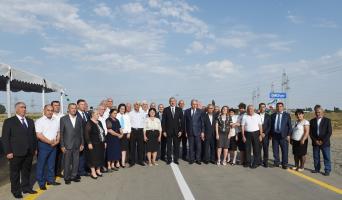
[178,99,187,160]
[103,98,114,119]
[183,99,204,165]
[310,105,332,176]
[162,97,183,164]
[2,102,38,198]
[141,100,149,116]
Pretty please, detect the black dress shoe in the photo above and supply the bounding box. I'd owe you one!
[250,165,258,169]
[323,172,330,176]
[75,175,81,180]
[210,161,216,164]
[263,163,269,168]
[138,162,146,166]
[13,193,23,199]
[274,164,280,168]
[174,161,179,165]
[243,164,249,168]
[65,180,71,185]
[282,166,288,170]
[203,161,209,164]
[47,182,61,186]
[196,161,202,165]
[167,161,172,165]
[189,160,194,165]
[71,178,81,182]
[39,186,47,190]
[23,189,38,194]
[311,170,319,173]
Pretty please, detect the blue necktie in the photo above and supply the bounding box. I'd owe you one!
[82,112,87,122]
[21,118,28,129]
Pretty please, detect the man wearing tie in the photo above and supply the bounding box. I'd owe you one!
[162,97,183,164]
[178,100,187,161]
[270,102,292,169]
[2,102,38,199]
[156,104,166,161]
[76,99,90,176]
[203,104,216,164]
[310,105,332,176]
[258,103,272,168]
[184,99,204,165]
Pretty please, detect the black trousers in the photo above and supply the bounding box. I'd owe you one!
[259,135,269,165]
[130,128,144,165]
[245,131,261,166]
[181,133,187,159]
[9,153,33,195]
[63,148,79,181]
[160,135,167,160]
[167,133,180,162]
[204,136,216,162]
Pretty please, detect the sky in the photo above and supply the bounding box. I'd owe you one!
[0,0,341,112]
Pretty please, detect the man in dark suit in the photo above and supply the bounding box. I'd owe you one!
[270,102,292,169]
[162,97,183,164]
[203,104,216,164]
[184,99,204,165]
[258,103,272,167]
[2,102,38,199]
[310,105,332,176]
[178,100,187,161]
[76,99,90,176]
[60,103,84,184]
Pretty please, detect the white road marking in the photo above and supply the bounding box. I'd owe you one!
[170,163,196,200]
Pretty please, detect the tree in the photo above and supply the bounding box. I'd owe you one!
[0,104,6,114]
[334,107,340,112]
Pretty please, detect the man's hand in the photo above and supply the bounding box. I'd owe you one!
[61,147,66,153]
[163,132,167,137]
[6,153,14,160]
[216,135,219,140]
[242,136,247,143]
[201,132,205,141]
[80,145,84,152]
[88,143,93,150]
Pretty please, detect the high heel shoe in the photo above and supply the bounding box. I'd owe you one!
[90,174,98,179]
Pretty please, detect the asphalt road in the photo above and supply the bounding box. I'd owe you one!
[0,160,341,200]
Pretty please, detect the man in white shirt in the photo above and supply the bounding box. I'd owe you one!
[35,105,61,190]
[51,100,64,177]
[241,105,263,168]
[141,100,149,117]
[129,102,146,166]
[98,105,108,135]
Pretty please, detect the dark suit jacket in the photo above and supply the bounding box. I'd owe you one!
[1,116,37,156]
[259,113,271,137]
[183,108,204,136]
[270,112,292,138]
[76,111,90,128]
[309,117,332,147]
[60,115,84,150]
[162,106,183,136]
[203,113,216,139]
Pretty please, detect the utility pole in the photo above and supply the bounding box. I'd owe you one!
[252,90,256,108]
[281,70,290,110]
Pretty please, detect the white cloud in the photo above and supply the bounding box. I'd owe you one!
[268,41,294,52]
[94,3,112,17]
[185,41,215,54]
[190,59,238,79]
[314,18,338,29]
[287,15,304,24]
[121,2,145,14]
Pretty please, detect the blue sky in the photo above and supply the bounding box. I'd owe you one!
[0,0,341,111]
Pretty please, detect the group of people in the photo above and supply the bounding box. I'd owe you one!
[1,97,333,199]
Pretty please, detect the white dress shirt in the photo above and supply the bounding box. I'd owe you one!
[259,113,265,125]
[129,110,145,129]
[144,117,162,133]
[274,112,283,131]
[16,114,28,127]
[103,107,110,120]
[35,115,59,140]
[117,113,132,134]
[241,113,262,132]
[98,115,108,135]
[229,115,238,136]
[317,117,322,135]
[69,114,77,128]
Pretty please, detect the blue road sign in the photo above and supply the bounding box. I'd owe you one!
[270,92,287,99]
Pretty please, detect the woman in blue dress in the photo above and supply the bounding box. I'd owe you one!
[105,109,123,171]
